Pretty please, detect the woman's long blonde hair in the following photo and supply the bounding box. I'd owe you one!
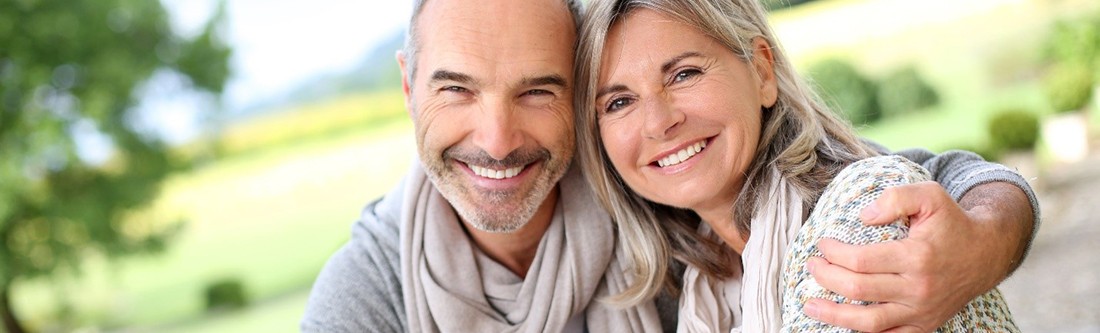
[573,0,878,305]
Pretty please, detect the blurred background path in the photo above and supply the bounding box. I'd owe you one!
[1000,149,1100,333]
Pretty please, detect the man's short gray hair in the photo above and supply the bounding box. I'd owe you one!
[399,0,583,88]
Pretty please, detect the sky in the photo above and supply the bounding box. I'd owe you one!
[165,0,412,110]
[130,0,413,145]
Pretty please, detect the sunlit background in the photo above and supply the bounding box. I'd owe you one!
[2,0,1099,331]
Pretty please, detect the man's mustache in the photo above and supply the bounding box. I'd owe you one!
[443,146,551,169]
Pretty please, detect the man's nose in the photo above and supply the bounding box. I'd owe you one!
[641,95,686,140]
[471,98,523,160]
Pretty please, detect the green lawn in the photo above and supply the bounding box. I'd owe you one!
[154,289,313,333]
[13,108,417,331]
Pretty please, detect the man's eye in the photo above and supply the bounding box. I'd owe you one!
[673,69,703,83]
[442,86,469,93]
[523,89,553,97]
[605,97,634,113]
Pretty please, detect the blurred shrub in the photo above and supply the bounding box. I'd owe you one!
[1043,62,1095,113]
[205,278,249,312]
[988,109,1040,151]
[877,67,940,118]
[808,58,881,125]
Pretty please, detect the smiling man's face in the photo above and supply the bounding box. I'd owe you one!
[398,0,577,232]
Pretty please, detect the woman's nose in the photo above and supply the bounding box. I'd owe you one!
[641,95,686,140]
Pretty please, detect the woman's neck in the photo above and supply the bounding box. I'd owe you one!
[696,206,747,254]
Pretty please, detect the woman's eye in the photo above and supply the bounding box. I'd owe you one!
[606,97,634,113]
[673,69,702,83]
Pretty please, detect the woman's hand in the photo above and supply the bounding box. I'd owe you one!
[801,181,1033,332]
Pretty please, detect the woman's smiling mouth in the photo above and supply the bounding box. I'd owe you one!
[656,139,708,168]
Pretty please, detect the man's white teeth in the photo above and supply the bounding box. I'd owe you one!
[657,141,706,168]
[469,164,524,179]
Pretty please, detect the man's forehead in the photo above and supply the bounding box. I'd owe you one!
[416,0,575,42]
[414,0,577,84]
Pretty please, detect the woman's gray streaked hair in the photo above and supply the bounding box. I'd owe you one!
[400,0,584,86]
[573,0,878,305]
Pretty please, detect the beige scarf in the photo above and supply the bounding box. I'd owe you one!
[400,163,662,332]
[678,168,804,333]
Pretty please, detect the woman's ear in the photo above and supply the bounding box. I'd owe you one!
[750,37,778,108]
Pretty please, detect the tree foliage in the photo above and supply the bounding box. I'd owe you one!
[1044,15,1100,70]
[0,0,231,330]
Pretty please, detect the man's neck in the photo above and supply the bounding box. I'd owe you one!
[463,186,560,279]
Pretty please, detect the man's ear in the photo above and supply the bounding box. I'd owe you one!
[750,37,778,108]
[396,50,413,116]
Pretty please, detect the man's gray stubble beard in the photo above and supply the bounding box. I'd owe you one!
[420,152,568,234]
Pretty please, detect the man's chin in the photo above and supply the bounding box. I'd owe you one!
[465,218,530,234]
[455,203,534,233]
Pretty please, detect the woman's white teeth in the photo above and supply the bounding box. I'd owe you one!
[469,164,524,179]
[658,141,706,168]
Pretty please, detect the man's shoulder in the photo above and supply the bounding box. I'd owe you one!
[300,180,409,332]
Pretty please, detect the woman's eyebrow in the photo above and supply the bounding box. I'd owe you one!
[596,84,628,100]
[596,51,704,100]
[661,51,703,73]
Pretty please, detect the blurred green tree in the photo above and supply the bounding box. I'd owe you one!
[1044,16,1100,70]
[0,0,231,331]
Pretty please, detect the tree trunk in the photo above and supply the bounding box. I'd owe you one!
[0,287,26,333]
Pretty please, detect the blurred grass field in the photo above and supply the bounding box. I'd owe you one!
[14,92,416,331]
[11,0,1098,331]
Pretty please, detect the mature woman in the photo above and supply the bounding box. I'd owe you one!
[572,0,1019,331]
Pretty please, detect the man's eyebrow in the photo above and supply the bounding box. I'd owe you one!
[661,51,703,74]
[429,69,478,85]
[521,74,568,88]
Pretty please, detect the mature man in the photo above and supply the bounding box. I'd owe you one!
[301,0,1039,332]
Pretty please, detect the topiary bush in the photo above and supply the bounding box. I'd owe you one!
[205,278,249,312]
[877,67,940,118]
[1044,62,1095,113]
[988,109,1040,151]
[808,58,881,125]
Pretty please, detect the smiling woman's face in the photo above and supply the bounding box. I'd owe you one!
[595,8,777,213]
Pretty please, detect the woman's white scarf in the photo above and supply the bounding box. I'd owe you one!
[678,168,804,333]
[400,163,662,332]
